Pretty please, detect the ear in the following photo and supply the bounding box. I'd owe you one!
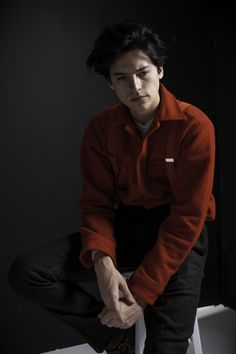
[107,79,114,90]
[158,67,164,79]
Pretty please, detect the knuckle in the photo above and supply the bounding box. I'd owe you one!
[120,315,126,324]
[117,314,123,322]
[110,290,118,298]
[123,318,128,326]
[126,320,132,327]
[102,298,110,306]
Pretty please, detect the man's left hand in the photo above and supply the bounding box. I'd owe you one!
[98,297,147,329]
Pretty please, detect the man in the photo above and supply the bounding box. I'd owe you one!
[8,20,216,354]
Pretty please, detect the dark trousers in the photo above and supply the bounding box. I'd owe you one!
[8,203,208,354]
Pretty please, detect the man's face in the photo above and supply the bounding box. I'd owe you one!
[109,49,163,121]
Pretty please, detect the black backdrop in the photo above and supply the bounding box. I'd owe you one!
[1,1,235,353]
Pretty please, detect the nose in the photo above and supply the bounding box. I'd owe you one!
[129,75,141,92]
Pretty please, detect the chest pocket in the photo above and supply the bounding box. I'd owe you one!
[148,119,182,191]
[147,158,167,182]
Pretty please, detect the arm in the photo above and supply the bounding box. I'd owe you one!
[128,114,216,305]
[79,119,117,268]
[79,118,134,310]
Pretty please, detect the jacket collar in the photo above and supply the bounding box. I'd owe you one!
[106,83,187,125]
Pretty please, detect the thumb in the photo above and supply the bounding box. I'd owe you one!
[120,282,135,304]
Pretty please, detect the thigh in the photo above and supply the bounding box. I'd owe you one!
[144,224,208,351]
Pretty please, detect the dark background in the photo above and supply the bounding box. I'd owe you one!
[1,0,235,353]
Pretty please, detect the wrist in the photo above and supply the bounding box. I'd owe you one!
[93,251,109,263]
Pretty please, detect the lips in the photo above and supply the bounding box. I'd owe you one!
[131,95,147,101]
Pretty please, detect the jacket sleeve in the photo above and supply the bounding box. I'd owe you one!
[128,113,216,304]
[79,119,117,268]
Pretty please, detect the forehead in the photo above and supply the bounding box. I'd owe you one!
[110,49,154,74]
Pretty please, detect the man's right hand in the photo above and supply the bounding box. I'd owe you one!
[94,252,135,313]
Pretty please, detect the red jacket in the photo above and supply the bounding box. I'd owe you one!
[79,84,216,305]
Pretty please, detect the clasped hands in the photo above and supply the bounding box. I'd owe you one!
[94,253,146,329]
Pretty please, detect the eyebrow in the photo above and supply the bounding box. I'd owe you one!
[113,65,150,77]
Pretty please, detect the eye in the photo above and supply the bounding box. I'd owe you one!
[117,76,127,81]
[138,70,149,77]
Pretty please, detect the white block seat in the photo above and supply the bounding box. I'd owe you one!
[77,271,203,354]
[135,310,203,354]
[122,272,203,354]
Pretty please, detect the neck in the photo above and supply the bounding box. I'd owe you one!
[130,107,159,125]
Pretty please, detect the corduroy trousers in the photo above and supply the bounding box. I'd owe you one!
[8,202,208,354]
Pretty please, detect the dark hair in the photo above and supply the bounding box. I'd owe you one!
[86,19,170,81]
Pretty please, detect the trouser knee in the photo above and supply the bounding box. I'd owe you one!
[8,251,38,298]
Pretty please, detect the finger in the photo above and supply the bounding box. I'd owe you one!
[107,321,126,329]
[102,286,119,309]
[104,316,126,328]
[99,308,110,320]
[109,319,129,329]
[104,319,117,328]
[109,291,120,312]
[100,310,114,325]
[102,294,113,309]
[98,306,108,318]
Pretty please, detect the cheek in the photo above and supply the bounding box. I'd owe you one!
[115,88,128,102]
[149,79,160,91]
